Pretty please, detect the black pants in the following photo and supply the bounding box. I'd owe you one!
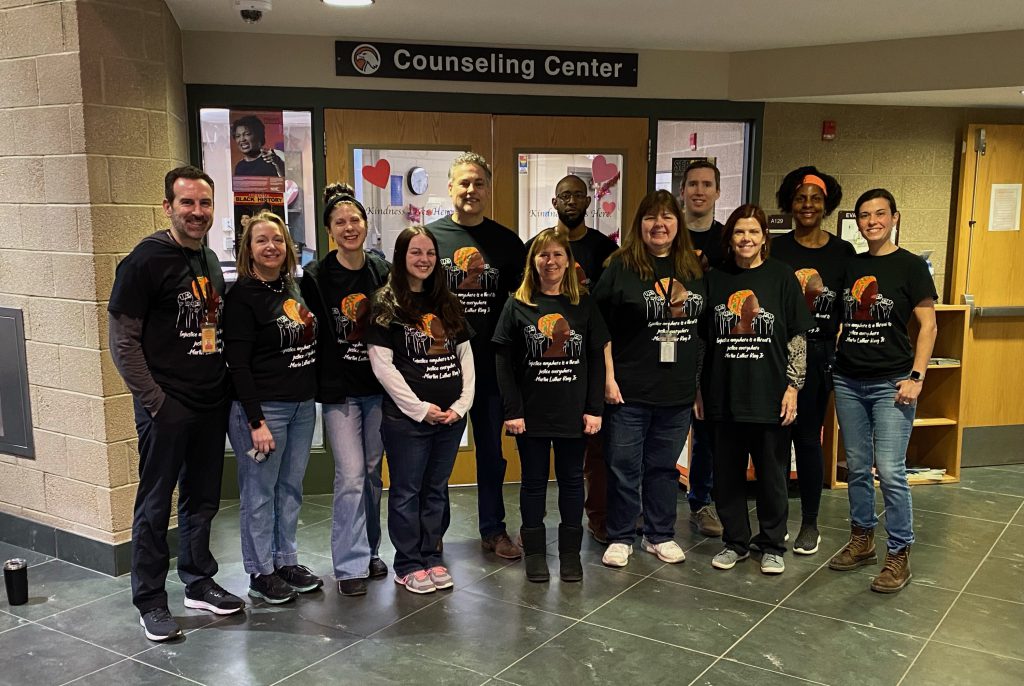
[791,340,833,522]
[516,435,585,529]
[468,386,509,538]
[713,421,790,556]
[131,395,228,613]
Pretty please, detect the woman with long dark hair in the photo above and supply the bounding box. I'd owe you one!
[771,167,856,555]
[828,189,937,593]
[703,204,814,576]
[224,210,322,604]
[300,183,390,597]
[493,228,608,583]
[366,226,475,594]
[593,190,705,569]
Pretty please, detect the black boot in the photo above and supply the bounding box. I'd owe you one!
[520,526,549,583]
[558,524,584,583]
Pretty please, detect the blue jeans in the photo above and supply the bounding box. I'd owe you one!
[382,406,466,576]
[687,417,714,510]
[604,403,691,544]
[323,396,385,581]
[833,374,916,552]
[227,399,316,575]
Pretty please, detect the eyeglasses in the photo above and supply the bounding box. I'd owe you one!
[556,192,588,202]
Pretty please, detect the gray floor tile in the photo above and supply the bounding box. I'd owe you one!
[498,621,715,685]
[277,637,487,685]
[370,588,574,675]
[585,577,770,655]
[851,539,984,592]
[954,469,1024,497]
[462,555,641,619]
[989,522,1024,562]
[0,623,123,684]
[0,541,54,567]
[133,604,360,686]
[68,658,202,685]
[964,556,1024,604]
[781,566,958,637]
[909,484,1023,523]
[880,507,1005,555]
[0,610,29,633]
[902,642,1024,686]
[725,608,923,685]
[692,658,825,685]
[932,593,1024,660]
[0,559,129,621]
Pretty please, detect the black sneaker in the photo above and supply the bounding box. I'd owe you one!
[184,581,245,615]
[139,607,182,642]
[337,578,368,596]
[793,524,821,555]
[368,558,388,580]
[248,572,297,605]
[276,564,324,593]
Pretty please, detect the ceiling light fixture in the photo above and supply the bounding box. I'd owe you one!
[322,0,374,6]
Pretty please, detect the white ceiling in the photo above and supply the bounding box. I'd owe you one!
[166,0,1024,107]
[168,0,1024,52]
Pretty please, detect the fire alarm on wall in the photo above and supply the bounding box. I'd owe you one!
[822,120,837,141]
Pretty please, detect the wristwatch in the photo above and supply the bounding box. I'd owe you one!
[249,418,263,429]
[908,371,923,382]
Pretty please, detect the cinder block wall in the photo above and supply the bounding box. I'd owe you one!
[0,0,187,547]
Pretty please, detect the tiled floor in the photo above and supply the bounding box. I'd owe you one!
[2,465,1024,685]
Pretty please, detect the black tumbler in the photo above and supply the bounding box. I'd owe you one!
[3,558,28,606]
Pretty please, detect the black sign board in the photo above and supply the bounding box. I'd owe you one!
[337,41,638,87]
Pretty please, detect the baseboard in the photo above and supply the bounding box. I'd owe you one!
[962,425,1024,467]
[0,511,177,577]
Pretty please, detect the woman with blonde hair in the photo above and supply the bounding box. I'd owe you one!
[224,210,322,604]
[493,228,608,582]
[592,190,706,569]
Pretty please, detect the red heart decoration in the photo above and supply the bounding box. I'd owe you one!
[362,159,391,189]
[591,155,619,183]
[602,201,616,214]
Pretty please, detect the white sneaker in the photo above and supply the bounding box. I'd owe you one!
[641,538,686,564]
[602,543,633,568]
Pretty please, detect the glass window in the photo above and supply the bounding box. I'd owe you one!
[516,153,624,243]
[655,120,749,223]
[199,108,318,277]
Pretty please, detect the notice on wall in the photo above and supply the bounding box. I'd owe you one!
[988,183,1022,231]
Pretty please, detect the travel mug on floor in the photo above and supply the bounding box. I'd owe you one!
[3,558,28,606]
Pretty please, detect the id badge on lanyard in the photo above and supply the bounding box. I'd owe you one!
[201,320,218,354]
[657,269,676,363]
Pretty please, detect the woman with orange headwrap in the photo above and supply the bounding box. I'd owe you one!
[703,204,815,576]
[771,167,856,556]
[224,210,322,604]
[493,228,609,583]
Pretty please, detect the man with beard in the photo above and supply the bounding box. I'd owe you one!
[109,166,245,642]
[527,174,617,542]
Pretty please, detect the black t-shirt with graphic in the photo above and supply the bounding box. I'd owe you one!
[770,231,856,340]
[525,228,618,290]
[320,255,386,396]
[108,231,227,411]
[364,292,474,412]
[592,255,706,406]
[704,257,815,424]
[492,293,610,438]
[689,220,726,271]
[223,277,318,422]
[426,216,526,384]
[835,248,937,380]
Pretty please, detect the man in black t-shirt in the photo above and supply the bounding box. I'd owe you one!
[680,160,725,537]
[525,174,617,542]
[108,166,244,643]
[426,153,526,560]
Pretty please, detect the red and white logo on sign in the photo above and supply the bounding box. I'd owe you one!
[352,44,381,75]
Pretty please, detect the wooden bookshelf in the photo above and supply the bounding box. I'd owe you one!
[825,304,968,489]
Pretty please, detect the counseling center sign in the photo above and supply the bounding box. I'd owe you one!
[337,41,638,87]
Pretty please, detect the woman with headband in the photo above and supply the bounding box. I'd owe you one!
[300,183,391,597]
[771,167,855,556]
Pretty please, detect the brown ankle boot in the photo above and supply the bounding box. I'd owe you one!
[871,547,912,593]
[828,526,878,571]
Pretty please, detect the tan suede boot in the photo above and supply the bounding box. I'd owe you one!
[871,547,912,593]
[828,525,878,571]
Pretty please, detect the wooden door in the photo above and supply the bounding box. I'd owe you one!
[949,124,1024,432]
[492,115,649,235]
